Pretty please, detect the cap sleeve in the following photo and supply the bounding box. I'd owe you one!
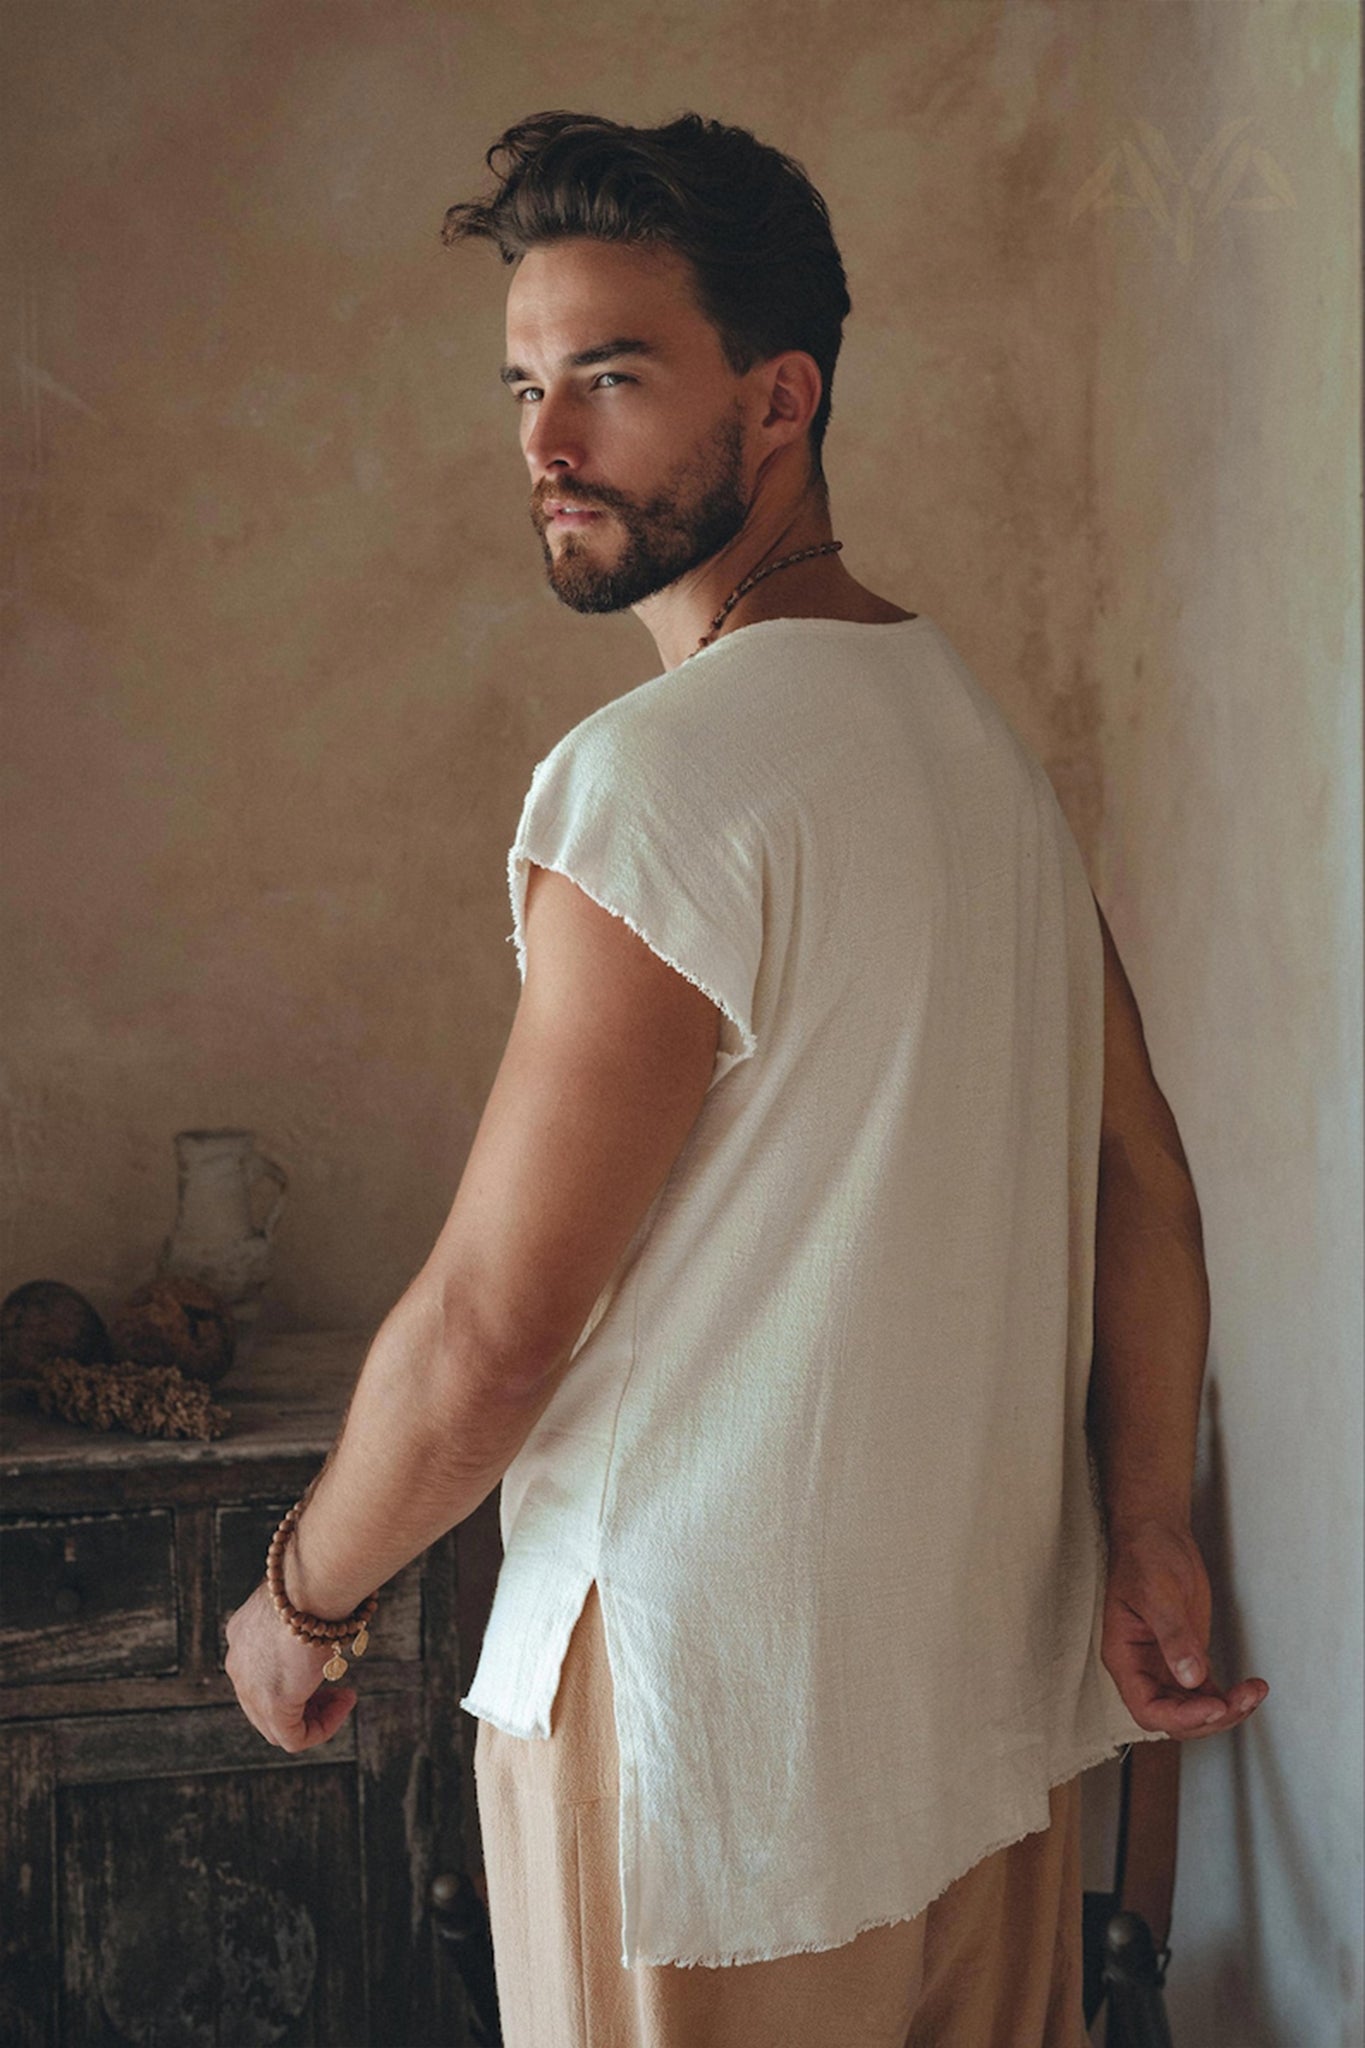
[506,711,764,1091]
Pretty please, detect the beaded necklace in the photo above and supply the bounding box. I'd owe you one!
[689,540,844,658]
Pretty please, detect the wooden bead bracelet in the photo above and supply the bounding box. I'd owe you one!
[265,1498,379,1682]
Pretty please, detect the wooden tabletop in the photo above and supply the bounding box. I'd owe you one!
[0,1327,374,1477]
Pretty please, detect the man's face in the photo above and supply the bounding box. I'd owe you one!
[502,238,755,614]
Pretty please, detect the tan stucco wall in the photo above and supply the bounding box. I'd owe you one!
[0,0,1111,1331]
[2,3,1359,2039]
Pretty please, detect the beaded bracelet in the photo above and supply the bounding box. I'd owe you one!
[265,1498,379,1682]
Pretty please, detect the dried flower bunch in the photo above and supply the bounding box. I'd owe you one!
[27,1355,229,1442]
[2,1276,235,1443]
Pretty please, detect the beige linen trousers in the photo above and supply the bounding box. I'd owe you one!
[474,1582,1089,2048]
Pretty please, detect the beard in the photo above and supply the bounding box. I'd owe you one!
[533,403,751,615]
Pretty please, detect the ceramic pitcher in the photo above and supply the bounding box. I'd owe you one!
[156,1128,288,1367]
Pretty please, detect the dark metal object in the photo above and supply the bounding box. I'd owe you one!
[1101,1910,1175,2047]
[431,1870,503,2048]
[1082,1743,1180,2043]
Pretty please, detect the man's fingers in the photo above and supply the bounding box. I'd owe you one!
[1118,1580,1208,1691]
[238,1703,280,1747]
[1105,1631,1227,1722]
[1102,1525,1269,1742]
[1122,1670,1228,1728]
[269,1684,358,1753]
[231,1680,352,1751]
[1149,1615,1207,1690]
[1114,1663,1269,1739]
[301,1686,358,1743]
[223,1582,356,1751]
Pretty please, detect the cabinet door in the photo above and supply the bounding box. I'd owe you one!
[0,1723,55,2046]
[3,1695,461,2048]
[61,1754,364,2044]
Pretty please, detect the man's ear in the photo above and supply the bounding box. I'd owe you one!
[758,350,823,451]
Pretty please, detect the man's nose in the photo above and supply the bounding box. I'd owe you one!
[523,391,587,479]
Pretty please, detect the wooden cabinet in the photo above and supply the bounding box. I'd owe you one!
[0,1329,497,2048]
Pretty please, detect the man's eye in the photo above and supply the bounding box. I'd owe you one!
[512,372,633,405]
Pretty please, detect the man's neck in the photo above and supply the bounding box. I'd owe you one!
[635,490,914,672]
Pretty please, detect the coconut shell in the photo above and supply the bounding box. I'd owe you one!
[0,1280,113,1382]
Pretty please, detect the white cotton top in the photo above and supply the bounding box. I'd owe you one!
[458,612,1164,1971]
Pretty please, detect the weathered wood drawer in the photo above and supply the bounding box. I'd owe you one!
[0,1513,178,1685]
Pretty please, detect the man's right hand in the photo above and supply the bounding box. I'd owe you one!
[1100,1519,1270,1739]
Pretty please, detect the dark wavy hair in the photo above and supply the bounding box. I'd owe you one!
[441,111,852,494]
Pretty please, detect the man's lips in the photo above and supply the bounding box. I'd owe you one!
[544,503,606,525]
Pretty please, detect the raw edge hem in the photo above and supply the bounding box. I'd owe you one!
[457,1694,547,1741]
[624,1727,1169,1971]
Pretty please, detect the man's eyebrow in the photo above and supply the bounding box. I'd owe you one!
[498,338,658,387]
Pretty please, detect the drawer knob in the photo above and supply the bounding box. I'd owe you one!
[430,1870,500,2040]
[430,1870,487,1940]
[53,1582,83,1618]
[430,1872,464,1917]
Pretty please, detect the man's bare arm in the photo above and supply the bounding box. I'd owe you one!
[1086,893,1268,1737]
[1086,896,1209,1538]
[224,862,722,1748]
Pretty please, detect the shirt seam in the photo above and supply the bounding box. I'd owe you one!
[590,1190,654,1544]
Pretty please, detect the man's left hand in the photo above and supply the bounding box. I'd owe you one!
[224,1580,358,1752]
[1100,1519,1269,1739]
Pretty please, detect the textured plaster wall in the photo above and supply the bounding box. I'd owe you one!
[0,0,1108,1329]
[1085,6,1362,2044]
[1,3,1359,2041]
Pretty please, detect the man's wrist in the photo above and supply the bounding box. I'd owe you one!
[280,1510,370,1622]
[1087,1431,1195,1548]
[1103,1501,1194,1546]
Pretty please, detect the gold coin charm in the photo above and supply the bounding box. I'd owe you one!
[351,1627,369,1659]
[323,1650,348,1682]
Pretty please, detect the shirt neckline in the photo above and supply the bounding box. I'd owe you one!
[679,613,933,668]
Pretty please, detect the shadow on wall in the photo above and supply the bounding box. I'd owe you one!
[1175,1376,1354,2043]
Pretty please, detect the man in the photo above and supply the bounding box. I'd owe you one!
[226,111,1268,2045]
